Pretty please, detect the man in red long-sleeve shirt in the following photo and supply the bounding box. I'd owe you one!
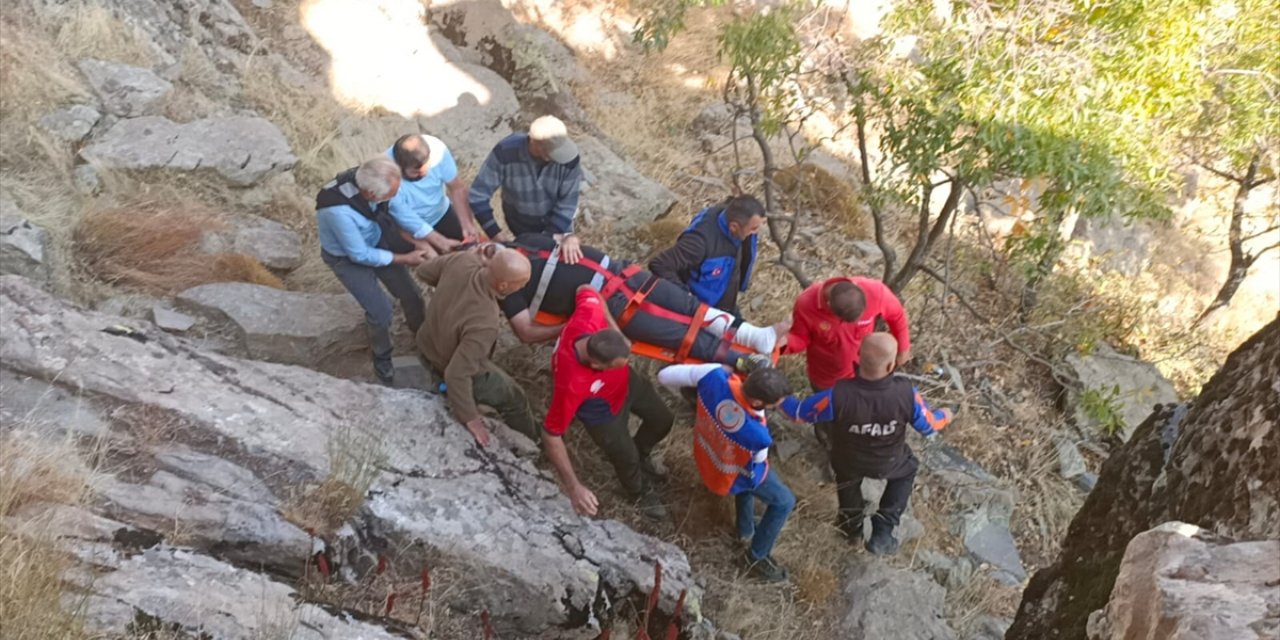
[542,285,674,521]
[783,276,911,442]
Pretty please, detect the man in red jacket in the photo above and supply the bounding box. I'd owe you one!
[542,285,674,521]
[783,276,911,444]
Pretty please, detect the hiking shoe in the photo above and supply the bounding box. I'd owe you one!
[639,454,669,482]
[373,362,395,387]
[742,551,790,583]
[865,516,900,556]
[636,490,669,521]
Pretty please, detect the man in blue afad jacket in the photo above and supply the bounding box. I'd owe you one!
[782,332,953,556]
[649,195,765,316]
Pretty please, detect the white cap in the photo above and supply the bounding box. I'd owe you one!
[529,115,579,164]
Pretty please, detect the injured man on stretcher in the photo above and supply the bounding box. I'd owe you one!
[478,234,788,364]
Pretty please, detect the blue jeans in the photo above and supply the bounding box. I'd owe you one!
[735,468,796,561]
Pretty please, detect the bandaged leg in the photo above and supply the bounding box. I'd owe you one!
[702,308,785,354]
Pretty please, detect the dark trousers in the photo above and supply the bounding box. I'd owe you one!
[322,251,424,372]
[470,363,539,442]
[603,274,752,365]
[831,452,919,532]
[432,205,466,241]
[584,369,674,496]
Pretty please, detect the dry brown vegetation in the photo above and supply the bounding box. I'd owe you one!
[0,431,99,640]
[73,203,284,294]
[282,422,386,535]
[775,162,869,239]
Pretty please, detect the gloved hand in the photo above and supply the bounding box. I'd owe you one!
[735,353,772,374]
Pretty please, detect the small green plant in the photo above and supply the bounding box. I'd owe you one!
[1080,385,1125,436]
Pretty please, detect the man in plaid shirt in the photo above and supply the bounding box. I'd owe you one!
[469,115,585,264]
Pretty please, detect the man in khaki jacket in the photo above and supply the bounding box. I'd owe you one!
[416,247,536,446]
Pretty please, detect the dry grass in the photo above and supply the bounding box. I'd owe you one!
[52,3,155,67]
[0,431,99,640]
[73,203,284,294]
[775,163,869,239]
[283,422,386,535]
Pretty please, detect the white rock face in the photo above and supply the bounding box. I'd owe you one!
[38,104,102,143]
[175,282,365,366]
[80,116,297,186]
[1064,343,1180,442]
[838,560,957,639]
[0,276,700,637]
[0,192,51,286]
[200,214,303,271]
[578,135,679,230]
[77,58,173,117]
[1086,522,1280,640]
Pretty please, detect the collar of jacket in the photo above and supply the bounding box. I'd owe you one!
[715,211,743,247]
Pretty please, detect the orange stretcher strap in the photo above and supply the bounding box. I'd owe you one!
[676,303,709,363]
[616,277,658,329]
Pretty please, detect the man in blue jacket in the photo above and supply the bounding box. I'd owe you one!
[658,358,795,582]
[316,156,430,385]
[385,133,480,257]
[782,333,953,555]
[649,195,765,315]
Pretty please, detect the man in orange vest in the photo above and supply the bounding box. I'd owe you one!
[657,358,795,582]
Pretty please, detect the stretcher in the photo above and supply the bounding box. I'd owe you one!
[518,246,782,366]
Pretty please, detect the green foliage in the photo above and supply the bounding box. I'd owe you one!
[632,0,726,52]
[717,5,802,135]
[1080,384,1126,436]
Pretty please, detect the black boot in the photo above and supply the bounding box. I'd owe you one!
[837,511,864,545]
[865,513,900,556]
[368,323,395,386]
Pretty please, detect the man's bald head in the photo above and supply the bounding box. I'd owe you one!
[486,248,531,296]
[857,332,898,381]
[392,134,431,179]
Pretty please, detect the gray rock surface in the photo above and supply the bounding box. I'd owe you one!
[38,105,102,143]
[77,58,173,117]
[175,282,365,367]
[151,306,195,332]
[1064,342,1179,442]
[1085,522,1280,640]
[916,549,973,590]
[1009,319,1279,639]
[970,615,1012,640]
[577,135,679,230]
[0,193,51,286]
[200,214,302,270]
[391,354,431,391]
[0,370,107,437]
[1052,432,1088,479]
[0,276,700,637]
[963,517,1027,586]
[81,116,297,186]
[73,164,101,194]
[838,560,957,639]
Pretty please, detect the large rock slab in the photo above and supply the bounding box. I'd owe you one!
[176,282,365,367]
[1009,319,1280,640]
[1086,522,1280,640]
[38,104,102,143]
[0,192,51,286]
[1064,342,1179,442]
[12,504,401,640]
[0,276,700,637]
[578,135,678,230]
[80,116,297,186]
[77,58,172,117]
[838,560,957,639]
[200,214,303,271]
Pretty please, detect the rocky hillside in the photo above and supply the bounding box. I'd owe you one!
[1008,317,1280,639]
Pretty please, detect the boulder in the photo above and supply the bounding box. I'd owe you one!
[578,135,678,230]
[1064,342,1179,442]
[151,306,196,332]
[1009,319,1280,640]
[963,517,1027,586]
[0,370,107,438]
[13,505,402,639]
[838,560,957,639]
[175,282,365,367]
[1071,213,1157,277]
[1086,522,1280,640]
[0,276,700,637]
[38,105,102,143]
[689,102,750,139]
[1052,432,1087,479]
[80,116,297,187]
[77,58,173,117]
[0,193,51,286]
[200,214,303,271]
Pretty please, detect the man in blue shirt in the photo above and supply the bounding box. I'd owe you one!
[316,156,430,385]
[649,195,765,315]
[468,115,584,264]
[386,133,481,257]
